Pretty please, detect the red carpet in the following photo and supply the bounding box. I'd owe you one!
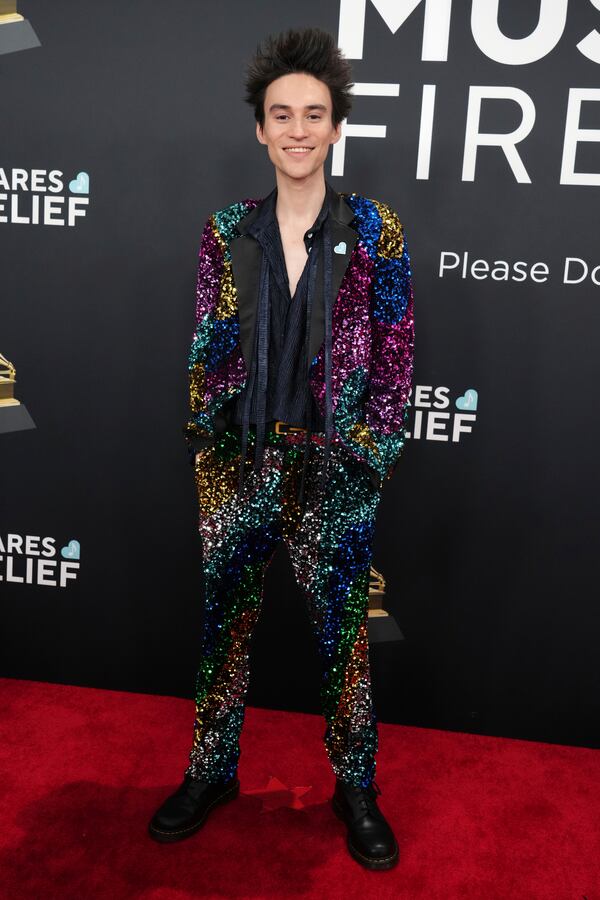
[0,677,598,899]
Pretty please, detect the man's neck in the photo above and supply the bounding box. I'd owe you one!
[274,170,327,232]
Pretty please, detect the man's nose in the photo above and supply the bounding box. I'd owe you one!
[288,118,308,138]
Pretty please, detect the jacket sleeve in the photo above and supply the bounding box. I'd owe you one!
[182,215,223,464]
[345,204,415,485]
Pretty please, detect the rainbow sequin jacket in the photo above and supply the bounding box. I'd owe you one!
[184,188,414,484]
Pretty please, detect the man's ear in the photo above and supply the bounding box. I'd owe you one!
[331,120,343,145]
[256,121,267,145]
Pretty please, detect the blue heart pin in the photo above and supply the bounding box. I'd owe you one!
[334,241,346,255]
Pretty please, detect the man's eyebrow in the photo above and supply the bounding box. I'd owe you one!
[267,103,328,112]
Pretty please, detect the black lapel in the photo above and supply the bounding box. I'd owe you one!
[229,231,262,373]
[228,183,357,374]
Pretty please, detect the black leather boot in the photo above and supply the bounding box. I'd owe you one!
[332,778,399,869]
[148,773,240,843]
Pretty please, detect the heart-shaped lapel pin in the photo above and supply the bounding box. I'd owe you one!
[333,241,347,255]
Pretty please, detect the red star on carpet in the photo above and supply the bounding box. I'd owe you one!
[242,776,313,811]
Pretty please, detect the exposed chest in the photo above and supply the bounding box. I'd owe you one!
[278,228,309,299]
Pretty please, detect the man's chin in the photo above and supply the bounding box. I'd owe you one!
[275,161,323,181]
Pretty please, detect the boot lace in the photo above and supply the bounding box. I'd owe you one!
[358,779,382,818]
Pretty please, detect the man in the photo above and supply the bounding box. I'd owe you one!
[148,27,414,871]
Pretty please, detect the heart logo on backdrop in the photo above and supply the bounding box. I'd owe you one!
[456,388,478,411]
[61,539,80,560]
[333,241,346,255]
[69,172,90,194]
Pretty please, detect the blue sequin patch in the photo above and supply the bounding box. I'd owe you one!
[372,255,410,323]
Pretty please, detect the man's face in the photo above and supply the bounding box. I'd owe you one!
[256,72,342,181]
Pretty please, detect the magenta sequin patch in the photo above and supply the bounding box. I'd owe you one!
[195,219,224,322]
[205,345,247,403]
[366,283,415,434]
[310,241,374,413]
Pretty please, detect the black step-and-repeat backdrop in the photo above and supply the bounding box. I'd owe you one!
[2,1,599,748]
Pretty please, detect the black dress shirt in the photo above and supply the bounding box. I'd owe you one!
[230,184,332,432]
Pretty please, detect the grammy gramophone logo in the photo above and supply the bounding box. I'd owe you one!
[0,351,19,407]
[368,565,387,617]
[0,1,40,56]
[368,565,404,642]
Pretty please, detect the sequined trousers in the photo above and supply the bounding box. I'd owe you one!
[185,425,383,789]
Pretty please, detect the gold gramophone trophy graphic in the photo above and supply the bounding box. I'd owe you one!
[0,1,40,56]
[368,564,404,643]
[0,351,19,406]
[0,351,35,433]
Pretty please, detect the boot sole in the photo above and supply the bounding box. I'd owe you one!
[148,778,240,843]
[331,796,399,870]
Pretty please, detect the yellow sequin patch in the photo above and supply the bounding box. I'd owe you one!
[194,448,240,514]
[189,362,207,414]
[348,422,381,459]
[215,257,238,320]
[371,199,404,259]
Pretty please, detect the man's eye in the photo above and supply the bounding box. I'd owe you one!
[275,114,321,121]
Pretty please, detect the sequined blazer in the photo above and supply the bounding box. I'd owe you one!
[184,187,415,485]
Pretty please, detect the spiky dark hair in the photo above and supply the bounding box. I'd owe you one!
[244,27,354,127]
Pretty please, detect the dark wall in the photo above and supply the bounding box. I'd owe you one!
[1,0,599,748]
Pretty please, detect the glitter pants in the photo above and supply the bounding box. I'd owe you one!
[185,427,383,789]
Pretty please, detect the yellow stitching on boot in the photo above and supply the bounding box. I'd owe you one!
[150,782,238,835]
[348,839,399,864]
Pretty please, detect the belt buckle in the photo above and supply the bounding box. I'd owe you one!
[274,420,305,435]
